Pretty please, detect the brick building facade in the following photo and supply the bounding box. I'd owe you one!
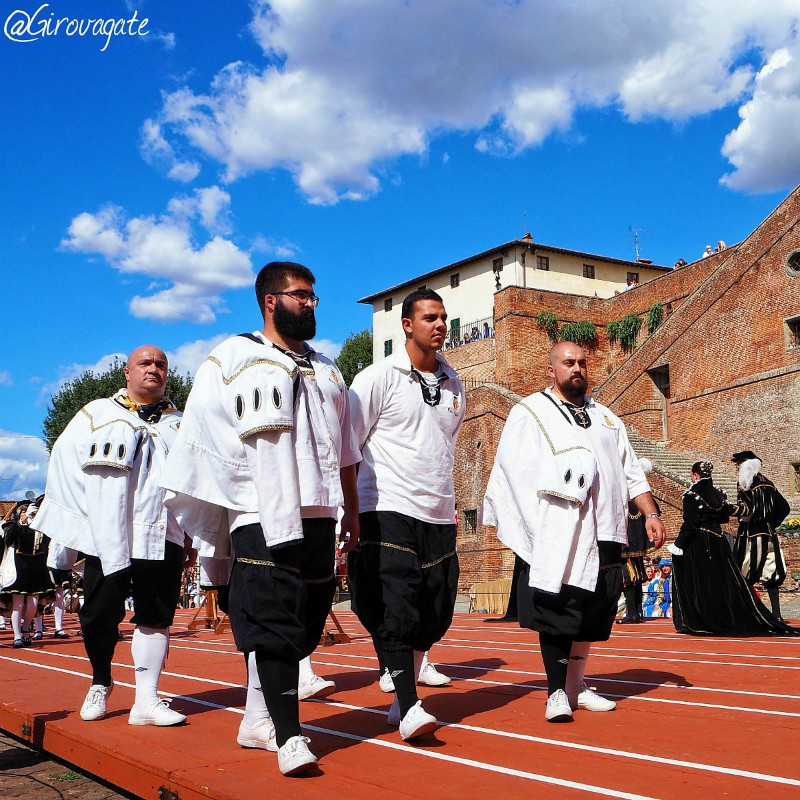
[447,186,800,596]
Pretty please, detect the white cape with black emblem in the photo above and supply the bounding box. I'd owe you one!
[160,333,345,558]
[482,391,600,593]
[32,397,182,575]
[483,389,650,593]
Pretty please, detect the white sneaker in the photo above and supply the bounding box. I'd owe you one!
[573,684,616,712]
[298,674,336,701]
[387,697,401,726]
[667,543,683,556]
[399,700,437,741]
[128,697,186,726]
[418,662,451,687]
[237,718,278,752]
[545,689,573,722]
[277,735,318,776]
[80,683,113,721]
[379,668,396,693]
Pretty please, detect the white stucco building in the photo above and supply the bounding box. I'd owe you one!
[359,234,671,362]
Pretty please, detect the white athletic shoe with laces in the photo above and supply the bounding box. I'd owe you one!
[418,662,451,686]
[399,701,438,741]
[298,674,336,701]
[128,697,186,726]
[545,689,574,722]
[379,668,396,693]
[237,718,278,751]
[572,684,617,712]
[277,735,318,776]
[80,683,113,721]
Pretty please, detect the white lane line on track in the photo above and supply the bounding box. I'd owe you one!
[437,637,800,662]
[431,641,800,670]
[4,653,799,792]
[16,642,800,715]
[307,652,800,702]
[318,700,800,789]
[302,722,659,800]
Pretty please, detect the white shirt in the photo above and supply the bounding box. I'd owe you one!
[349,345,465,524]
[33,396,183,575]
[482,388,649,593]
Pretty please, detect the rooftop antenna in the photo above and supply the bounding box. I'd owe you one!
[523,211,527,237]
[629,226,646,261]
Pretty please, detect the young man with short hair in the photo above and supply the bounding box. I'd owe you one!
[349,289,465,741]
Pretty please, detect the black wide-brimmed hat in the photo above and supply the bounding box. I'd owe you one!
[731,450,759,463]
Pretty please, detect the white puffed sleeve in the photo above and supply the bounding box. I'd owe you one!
[81,413,142,472]
[225,362,295,440]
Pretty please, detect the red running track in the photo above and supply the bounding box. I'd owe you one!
[0,609,798,799]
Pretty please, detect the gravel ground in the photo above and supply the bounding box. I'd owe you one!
[0,730,132,800]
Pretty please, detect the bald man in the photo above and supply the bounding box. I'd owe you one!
[33,346,190,727]
[483,342,665,722]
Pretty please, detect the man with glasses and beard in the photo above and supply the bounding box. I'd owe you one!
[160,262,359,776]
[483,342,665,723]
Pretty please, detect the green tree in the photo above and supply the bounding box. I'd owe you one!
[42,358,193,451]
[335,329,373,386]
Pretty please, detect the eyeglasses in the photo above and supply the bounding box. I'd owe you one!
[273,290,320,307]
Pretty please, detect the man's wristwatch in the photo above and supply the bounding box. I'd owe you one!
[645,513,661,519]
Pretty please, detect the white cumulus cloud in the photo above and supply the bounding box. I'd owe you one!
[721,42,800,192]
[166,334,232,376]
[145,0,800,201]
[61,188,253,323]
[0,431,49,497]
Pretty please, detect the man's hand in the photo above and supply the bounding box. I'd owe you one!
[645,516,666,550]
[338,509,360,554]
[632,492,666,549]
[183,533,197,570]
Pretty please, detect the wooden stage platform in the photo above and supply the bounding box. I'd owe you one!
[1,609,799,799]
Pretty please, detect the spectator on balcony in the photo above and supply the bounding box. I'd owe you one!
[483,322,492,339]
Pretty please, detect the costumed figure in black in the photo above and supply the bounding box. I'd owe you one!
[0,497,54,647]
[618,458,656,624]
[667,461,797,636]
[730,451,791,622]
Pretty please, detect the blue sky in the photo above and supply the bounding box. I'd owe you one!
[2,0,799,495]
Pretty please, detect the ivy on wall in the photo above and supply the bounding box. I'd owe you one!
[606,313,642,352]
[536,310,559,342]
[559,320,597,346]
[647,302,664,334]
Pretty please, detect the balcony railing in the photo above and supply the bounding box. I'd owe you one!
[442,315,494,349]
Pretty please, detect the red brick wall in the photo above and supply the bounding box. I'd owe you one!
[450,187,800,593]
[598,188,800,503]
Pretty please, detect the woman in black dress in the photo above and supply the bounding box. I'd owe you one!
[668,461,796,636]
[0,500,54,647]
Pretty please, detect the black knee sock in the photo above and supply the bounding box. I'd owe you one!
[83,629,117,686]
[622,588,637,620]
[381,647,417,717]
[253,651,301,747]
[539,633,572,695]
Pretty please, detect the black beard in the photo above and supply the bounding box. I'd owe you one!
[557,376,587,403]
[274,299,316,342]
